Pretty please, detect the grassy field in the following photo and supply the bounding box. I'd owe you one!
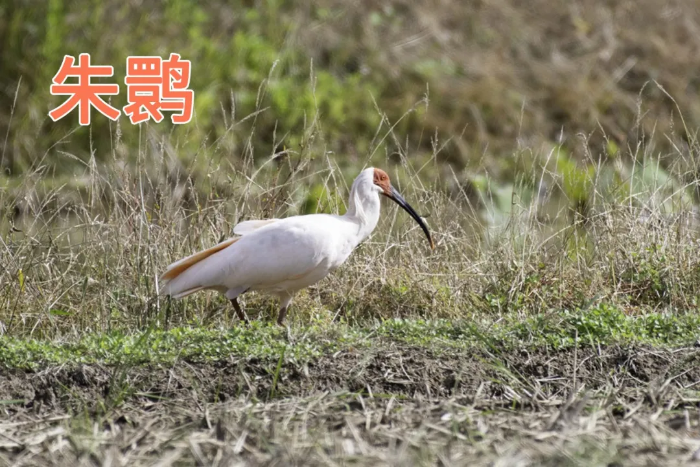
[2,1,700,465]
[1,139,699,464]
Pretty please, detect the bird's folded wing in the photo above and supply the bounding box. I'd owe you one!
[160,237,239,282]
[233,219,279,236]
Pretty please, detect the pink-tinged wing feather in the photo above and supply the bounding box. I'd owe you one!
[160,237,239,282]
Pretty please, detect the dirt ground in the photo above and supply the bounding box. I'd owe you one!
[2,343,700,466]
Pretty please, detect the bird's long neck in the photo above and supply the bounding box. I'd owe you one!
[343,182,381,247]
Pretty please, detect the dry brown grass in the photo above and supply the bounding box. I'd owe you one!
[1,103,699,338]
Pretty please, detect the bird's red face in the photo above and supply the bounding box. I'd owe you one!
[372,168,434,250]
[373,168,392,195]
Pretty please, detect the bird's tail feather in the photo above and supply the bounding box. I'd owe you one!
[172,286,204,299]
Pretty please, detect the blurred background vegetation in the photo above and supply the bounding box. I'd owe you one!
[1,0,700,224]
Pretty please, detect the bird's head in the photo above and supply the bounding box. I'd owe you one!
[370,168,434,250]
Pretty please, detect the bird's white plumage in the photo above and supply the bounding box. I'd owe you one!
[160,168,383,307]
[233,218,279,236]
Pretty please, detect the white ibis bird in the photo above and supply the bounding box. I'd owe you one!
[160,168,433,325]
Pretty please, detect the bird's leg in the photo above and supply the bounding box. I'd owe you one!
[276,294,293,326]
[276,306,289,326]
[230,298,248,322]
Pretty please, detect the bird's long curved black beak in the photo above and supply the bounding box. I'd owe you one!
[384,186,435,249]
